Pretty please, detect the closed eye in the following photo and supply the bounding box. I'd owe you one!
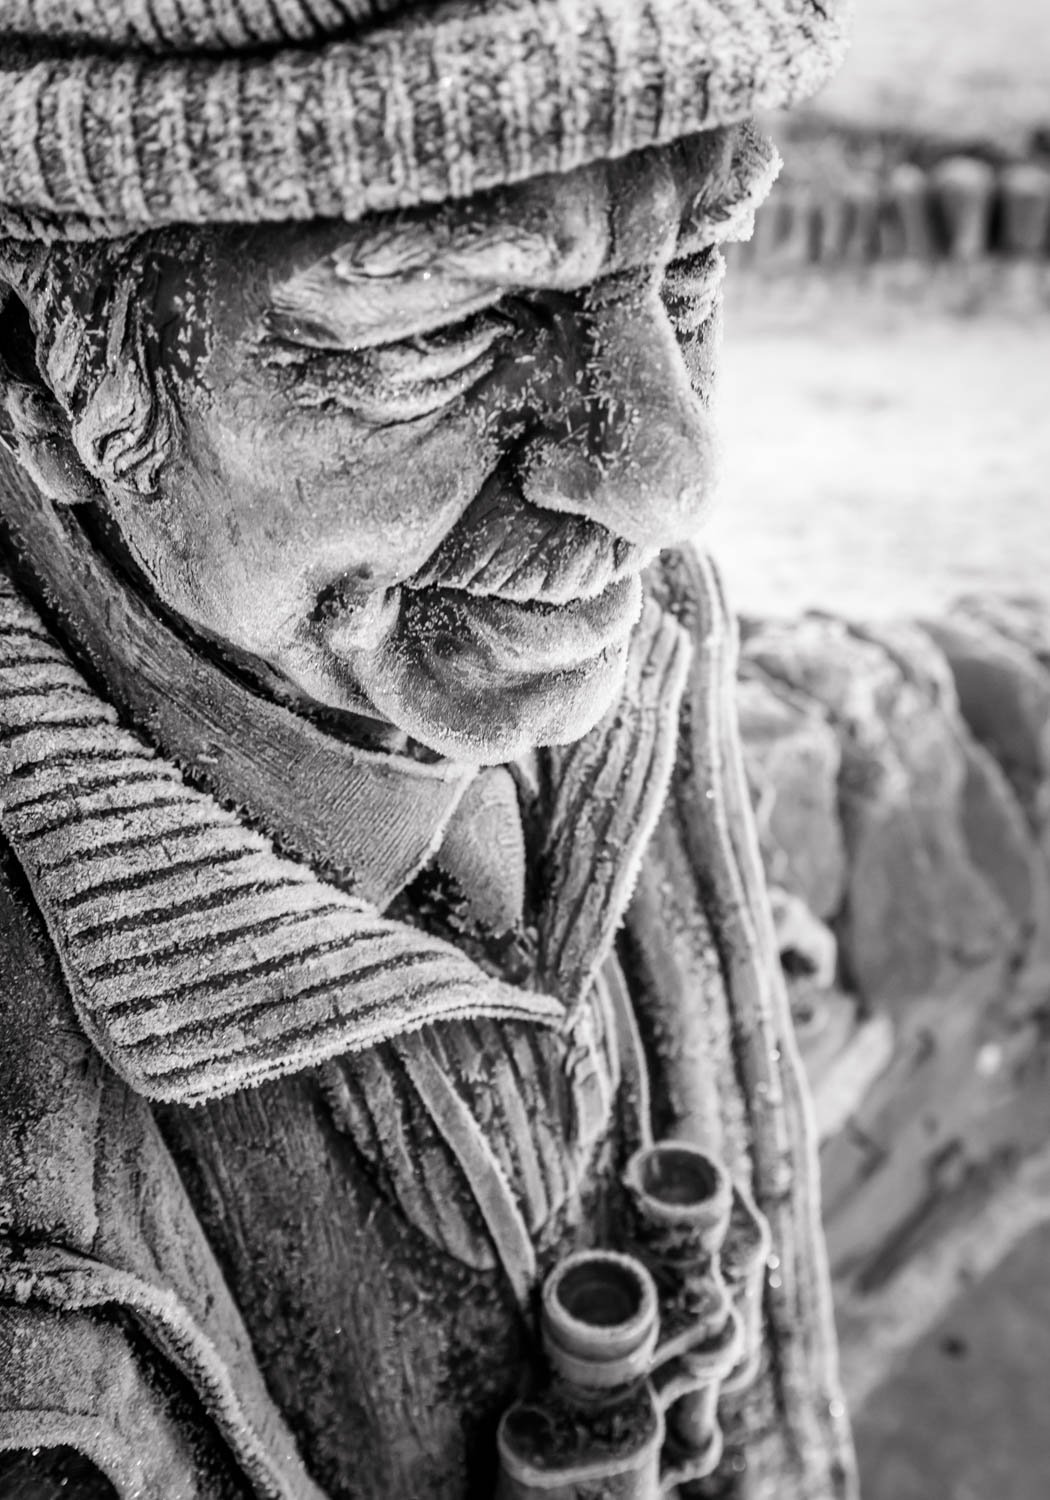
[659,248,725,339]
[370,310,511,383]
[262,248,723,423]
[260,305,514,422]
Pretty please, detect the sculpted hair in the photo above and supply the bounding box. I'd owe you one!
[0,235,181,497]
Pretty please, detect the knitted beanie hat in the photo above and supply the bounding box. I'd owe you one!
[0,0,850,240]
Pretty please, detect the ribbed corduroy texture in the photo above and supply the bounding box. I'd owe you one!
[0,577,564,1103]
[536,595,692,1008]
[0,0,850,239]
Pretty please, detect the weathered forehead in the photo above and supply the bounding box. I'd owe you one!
[258,127,751,349]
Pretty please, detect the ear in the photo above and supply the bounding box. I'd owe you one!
[0,284,105,507]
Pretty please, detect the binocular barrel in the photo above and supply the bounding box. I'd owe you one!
[623,1143,738,1482]
[496,1142,763,1498]
[497,1250,664,1499]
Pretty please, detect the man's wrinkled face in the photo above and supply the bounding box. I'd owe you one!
[101,129,766,760]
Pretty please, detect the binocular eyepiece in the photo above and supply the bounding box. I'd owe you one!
[541,1250,660,1395]
[623,1141,732,1237]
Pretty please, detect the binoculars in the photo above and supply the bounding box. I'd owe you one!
[496,1141,769,1499]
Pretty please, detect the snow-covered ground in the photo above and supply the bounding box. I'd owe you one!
[708,289,1050,620]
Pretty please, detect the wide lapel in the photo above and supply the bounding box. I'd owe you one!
[531,591,693,1014]
[0,574,563,1106]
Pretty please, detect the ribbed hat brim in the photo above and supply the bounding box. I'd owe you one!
[0,0,850,240]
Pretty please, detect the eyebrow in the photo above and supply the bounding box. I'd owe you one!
[265,126,774,351]
[265,227,590,353]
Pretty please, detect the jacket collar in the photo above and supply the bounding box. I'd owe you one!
[0,453,691,1102]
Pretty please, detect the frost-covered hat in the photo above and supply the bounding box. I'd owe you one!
[0,0,849,240]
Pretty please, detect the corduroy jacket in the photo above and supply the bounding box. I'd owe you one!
[0,507,854,1500]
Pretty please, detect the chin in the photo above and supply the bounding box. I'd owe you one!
[356,641,631,763]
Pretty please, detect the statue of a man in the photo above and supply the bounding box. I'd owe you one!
[0,3,854,1497]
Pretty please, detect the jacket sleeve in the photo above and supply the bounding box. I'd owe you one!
[0,835,323,1500]
[0,1301,242,1500]
[0,1435,117,1500]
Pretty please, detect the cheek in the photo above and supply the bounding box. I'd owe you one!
[109,483,302,655]
[211,402,502,579]
[118,399,502,652]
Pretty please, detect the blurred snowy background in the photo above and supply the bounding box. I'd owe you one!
[710,0,1050,621]
[710,6,1050,1499]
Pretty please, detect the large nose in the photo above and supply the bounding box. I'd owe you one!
[516,273,719,551]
